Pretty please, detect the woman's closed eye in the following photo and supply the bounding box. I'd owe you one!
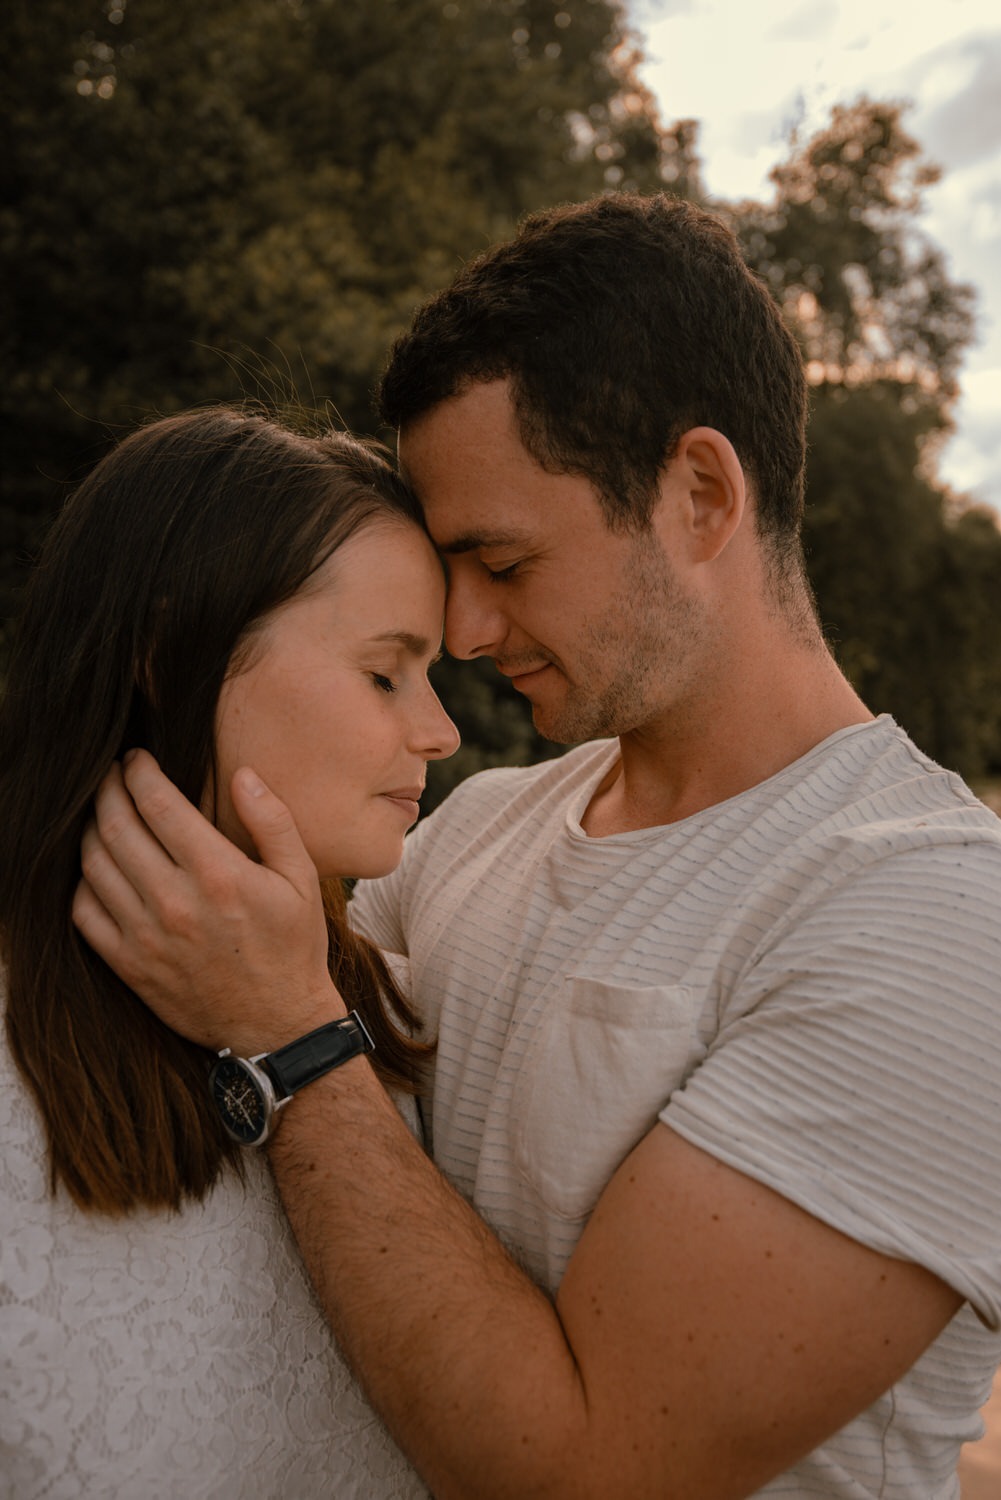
[370,673,397,694]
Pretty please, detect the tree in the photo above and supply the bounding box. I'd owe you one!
[6,13,998,781]
[726,100,1000,777]
[2,0,694,768]
[917,505,1001,777]
[732,100,975,395]
[2,0,686,517]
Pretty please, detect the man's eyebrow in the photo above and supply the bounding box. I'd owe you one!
[434,529,527,557]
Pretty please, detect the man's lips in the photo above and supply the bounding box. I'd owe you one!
[497,662,553,689]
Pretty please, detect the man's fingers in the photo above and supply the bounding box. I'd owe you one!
[80,816,147,929]
[71,877,124,968]
[73,857,171,996]
[94,756,180,884]
[74,756,332,1054]
[118,748,229,876]
[230,767,317,893]
[116,752,314,905]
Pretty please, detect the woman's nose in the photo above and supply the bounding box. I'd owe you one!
[418,688,460,762]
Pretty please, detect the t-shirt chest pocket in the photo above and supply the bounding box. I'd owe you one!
[511,977,706,1222]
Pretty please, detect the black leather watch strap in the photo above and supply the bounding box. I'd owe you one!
[262,1011,375,1100]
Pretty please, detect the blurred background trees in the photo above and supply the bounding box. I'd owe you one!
[4,0,1000,800]
[729,100,1001,790]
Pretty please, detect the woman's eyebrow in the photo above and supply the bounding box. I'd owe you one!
[368,630,437,657]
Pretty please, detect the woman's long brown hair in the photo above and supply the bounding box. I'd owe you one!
[0,408,435,1215]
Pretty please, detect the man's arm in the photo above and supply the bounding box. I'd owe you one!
[74,754,962,1500]
[270,1068,959,1500]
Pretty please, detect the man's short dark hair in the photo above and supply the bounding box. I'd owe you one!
[379,193,808,560]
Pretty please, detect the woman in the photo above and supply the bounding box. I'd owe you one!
[0,407,458,1498]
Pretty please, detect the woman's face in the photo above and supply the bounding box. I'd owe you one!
[211,520,459,880]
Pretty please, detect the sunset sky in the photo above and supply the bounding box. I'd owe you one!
[632,0,1001,517]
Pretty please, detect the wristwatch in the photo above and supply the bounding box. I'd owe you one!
[209,1011,375,1146]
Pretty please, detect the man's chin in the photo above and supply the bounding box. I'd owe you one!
[531,715,574,745]
[508,668,607,744]
[529,698,598,747]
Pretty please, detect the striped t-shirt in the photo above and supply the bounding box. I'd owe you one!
[351,715,1001,1498]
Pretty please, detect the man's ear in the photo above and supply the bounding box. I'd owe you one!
[668,427,747,562]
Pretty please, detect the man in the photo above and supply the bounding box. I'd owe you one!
[75,195,1001,1498]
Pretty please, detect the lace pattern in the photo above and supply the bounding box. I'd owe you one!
[0,1036,429,1499]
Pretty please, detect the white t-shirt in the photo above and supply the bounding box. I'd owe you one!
[350,716,1001,1499]
[0,1022,429,1499]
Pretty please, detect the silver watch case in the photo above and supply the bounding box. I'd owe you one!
[209,1049,290,1147]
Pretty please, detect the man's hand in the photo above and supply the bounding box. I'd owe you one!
[72,750,341,1054]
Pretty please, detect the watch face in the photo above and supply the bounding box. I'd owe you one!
[210,1056,270,1145]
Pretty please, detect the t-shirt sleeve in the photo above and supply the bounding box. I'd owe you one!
[349,763,528,953]
[662,838,1001,1329]
[349,863,408,954]
[349,806,440,954]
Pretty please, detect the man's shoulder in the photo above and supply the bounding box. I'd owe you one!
[737,717,1001,938]
[789,716,1001,851]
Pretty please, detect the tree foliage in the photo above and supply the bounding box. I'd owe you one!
[3,7,1000,786]
[735,101,975,394]
[3,0,685,503]
[726,101,1000,779]
[2,0,693,784]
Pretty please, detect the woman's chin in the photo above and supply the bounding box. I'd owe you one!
[315,852,405,882]
[316,843,406,884]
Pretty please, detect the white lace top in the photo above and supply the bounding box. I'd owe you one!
[0,1028,430,1499]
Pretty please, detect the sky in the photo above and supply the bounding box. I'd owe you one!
[630,0,1001,519]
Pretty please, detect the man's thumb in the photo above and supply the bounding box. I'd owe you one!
[230,767,313,888]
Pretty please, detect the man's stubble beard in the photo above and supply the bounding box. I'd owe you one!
[531,533,706,746]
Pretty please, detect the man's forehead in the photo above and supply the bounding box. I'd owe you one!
[397,385,599,552]
[398,431,534,552]
[396,380,523,478]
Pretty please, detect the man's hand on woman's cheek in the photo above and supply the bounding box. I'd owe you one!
[72,749,342,1055]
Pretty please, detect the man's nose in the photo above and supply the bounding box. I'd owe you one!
[443,570,507,661]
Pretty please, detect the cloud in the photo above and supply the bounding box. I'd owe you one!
[728,101,801,150]
[632,0,696,22]
[912,31,1001,168]
[765,0,838,43]
[939,368,1001,508]
[923,158,1001,299]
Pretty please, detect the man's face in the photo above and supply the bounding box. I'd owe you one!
[398,380,707,744]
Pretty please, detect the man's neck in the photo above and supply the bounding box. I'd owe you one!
[581,638,873,838]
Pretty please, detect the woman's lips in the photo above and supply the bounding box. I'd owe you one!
[380,789,423,819]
